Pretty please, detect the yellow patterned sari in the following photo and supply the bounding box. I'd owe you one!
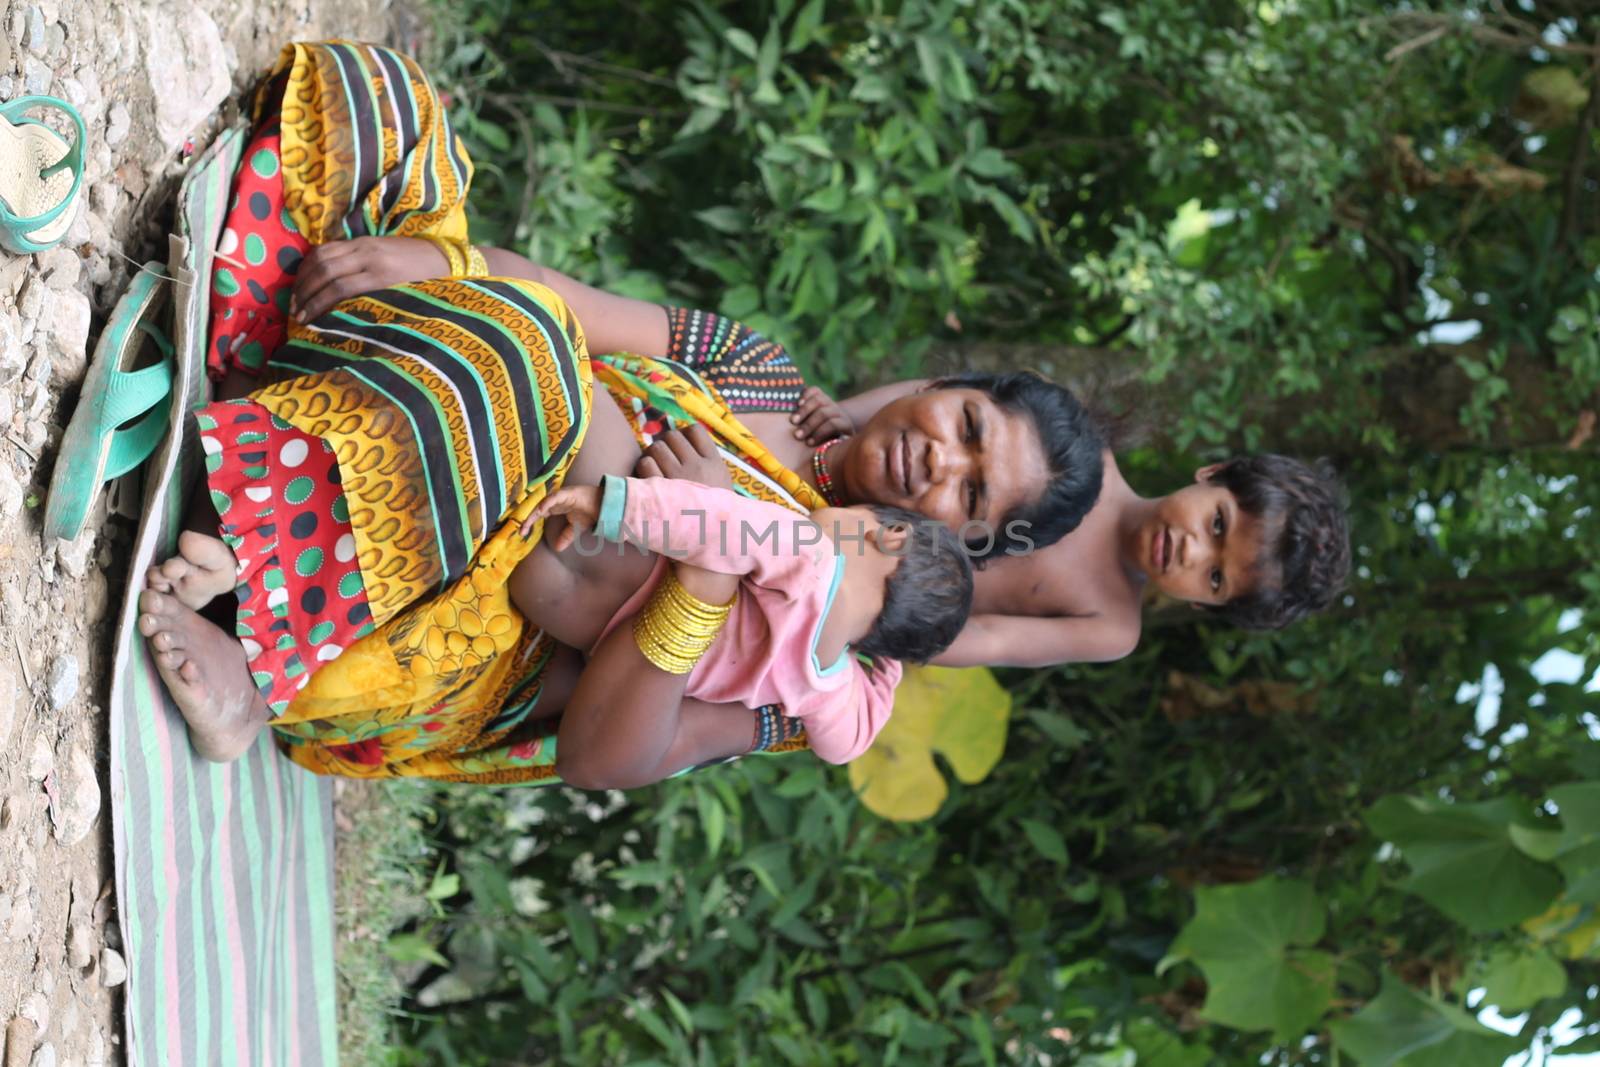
[223,42,814,783]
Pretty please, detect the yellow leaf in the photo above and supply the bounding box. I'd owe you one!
[848,665,1011,821]
[1516,67,1590,129]
[1166,198,1212,250]
[1522,900,1600,959]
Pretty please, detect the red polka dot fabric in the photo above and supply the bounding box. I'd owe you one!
[197,399,375,716]
[205,119,312,380]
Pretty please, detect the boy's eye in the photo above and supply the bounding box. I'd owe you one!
[1210,567,1223,592]
[964,407,976,443]
[1212,508,1225,537]
[966,480,978,518]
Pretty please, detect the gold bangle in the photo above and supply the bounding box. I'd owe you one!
[631,572,735,675]
[464,243,489,277]
[423,236,465,277]
[632,597,729,673]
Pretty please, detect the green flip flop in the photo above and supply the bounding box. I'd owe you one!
[0,95,87,255]
[44,264,176,542]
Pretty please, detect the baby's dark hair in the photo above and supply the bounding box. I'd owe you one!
[1202,455,1350,630]
[855,505,974,663]
[933,372,1104,560]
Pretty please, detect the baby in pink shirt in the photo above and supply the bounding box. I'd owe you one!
[512,472,974,765]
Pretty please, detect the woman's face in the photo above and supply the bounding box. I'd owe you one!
[840,387,1050,536]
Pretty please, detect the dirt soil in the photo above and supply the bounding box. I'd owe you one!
[0,2,403,1064]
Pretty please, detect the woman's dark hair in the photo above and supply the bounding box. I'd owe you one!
[1201,455,1351,630]
[856,505,974,663]
[933,372,1105,560]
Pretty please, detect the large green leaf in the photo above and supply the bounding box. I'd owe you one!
[1477,945,1567,1013]
[1365,795,1562,931]
[1511,783,1600,902]
[1331,975,1523,1067]
[1166,878,1335,1039]
[1124,1018,1212,1067]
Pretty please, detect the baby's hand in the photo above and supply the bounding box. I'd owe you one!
[790,386,853,445]
[522,485,604,550]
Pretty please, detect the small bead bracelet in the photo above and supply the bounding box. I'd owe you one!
[811,436,847,506]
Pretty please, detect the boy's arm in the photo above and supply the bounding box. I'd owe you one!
[556,563,741,789]
[836,379,928,431]
[932,613,1141,669]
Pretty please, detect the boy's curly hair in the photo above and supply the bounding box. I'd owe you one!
[1203,455,1351,631]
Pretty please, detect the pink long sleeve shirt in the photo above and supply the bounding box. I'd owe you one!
[590,475,901,764]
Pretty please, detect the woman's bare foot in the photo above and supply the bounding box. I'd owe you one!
[145,531,238,611]
[137,587,271,763]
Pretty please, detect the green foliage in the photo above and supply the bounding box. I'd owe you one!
[1330,975,1524,1067]
[1365,795,1563,931]
[1476,945,1567,1014]
[1512,782,1600,902]
[1165,878,1335,1039]
[364,0,1600,1063]
[332,781,435,1067]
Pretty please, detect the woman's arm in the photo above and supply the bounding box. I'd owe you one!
[555,562,740,789]
[289,237,672,358]
[932,612,1140,669]
[479,249,670,358]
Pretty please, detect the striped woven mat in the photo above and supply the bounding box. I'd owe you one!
[108,125,339,1067]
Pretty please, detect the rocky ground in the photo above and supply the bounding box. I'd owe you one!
[0,1,397,1064]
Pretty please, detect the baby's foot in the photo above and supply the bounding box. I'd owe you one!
[137,587,270,763]
[144,531,238,610]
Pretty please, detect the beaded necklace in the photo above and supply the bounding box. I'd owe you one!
[811,437,848,506]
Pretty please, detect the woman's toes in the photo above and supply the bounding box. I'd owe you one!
[179,661,201,684]
[137,613,157,637]
[157,650,185,671]
[159,557,191,583]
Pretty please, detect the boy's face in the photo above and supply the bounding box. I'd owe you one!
[1137,466,1273,606]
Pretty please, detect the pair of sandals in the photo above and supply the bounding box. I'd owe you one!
[1,95,176,542]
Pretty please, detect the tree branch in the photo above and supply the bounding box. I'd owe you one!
[1371,12,1600,58]
[1558,55,1600,254]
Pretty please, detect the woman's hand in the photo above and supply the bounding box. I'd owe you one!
[521,484,604,548]
[289,236,453,324]
[633,425,732,492]
[790,386,854,445]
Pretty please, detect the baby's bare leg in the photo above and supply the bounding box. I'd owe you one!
[510,539,606,650]
[510,519,652,651]
[523,642,582,722]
